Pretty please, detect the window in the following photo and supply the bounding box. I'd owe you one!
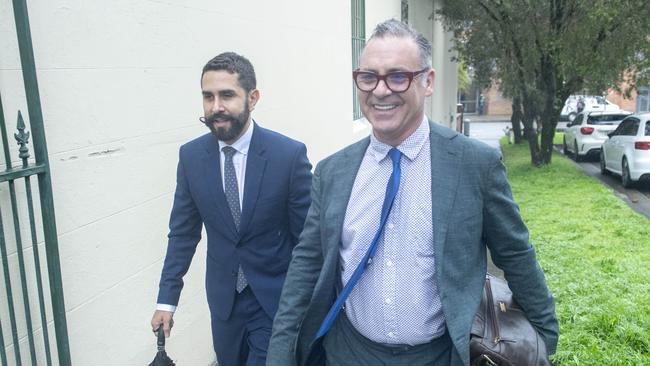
[352,0,365,120]
[645,121,650,136]
[637,87,650,113]
[617,118,640,136]
[587,114,630,125]
[401,0,409,24]
[569,113,585,127]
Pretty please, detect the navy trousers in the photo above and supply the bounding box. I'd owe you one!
[211,287,272,366]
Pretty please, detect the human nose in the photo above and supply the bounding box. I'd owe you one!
[208,98,225,114]
[372,78,393,97]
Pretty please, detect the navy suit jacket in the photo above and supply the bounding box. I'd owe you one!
[267,121,558,366]
[157,123,312,321]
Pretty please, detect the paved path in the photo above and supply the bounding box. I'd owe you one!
[465,120,510,278]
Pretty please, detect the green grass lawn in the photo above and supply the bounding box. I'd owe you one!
[501,139,650,365]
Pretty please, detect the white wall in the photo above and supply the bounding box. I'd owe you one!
[0,1,457,364]
[410,0,459,128]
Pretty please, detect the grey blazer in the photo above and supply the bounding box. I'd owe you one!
[267,121,559,366]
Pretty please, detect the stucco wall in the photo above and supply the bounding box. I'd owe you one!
[0,1,457,364]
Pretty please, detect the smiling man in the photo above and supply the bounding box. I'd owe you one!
[267,19,558,366]
[151,52,312,366]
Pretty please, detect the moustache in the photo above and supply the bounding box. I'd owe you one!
[199,113,238,125]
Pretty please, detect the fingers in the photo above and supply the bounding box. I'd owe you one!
[151,310,174,337]
[163,316,173,338]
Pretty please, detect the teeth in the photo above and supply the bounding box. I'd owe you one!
[374,104,397,111]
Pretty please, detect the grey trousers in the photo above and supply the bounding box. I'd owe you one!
[322,313,458,366]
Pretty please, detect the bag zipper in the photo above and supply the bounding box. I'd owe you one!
[484,277,501,344]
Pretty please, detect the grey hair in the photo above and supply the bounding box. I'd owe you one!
[368,19,432,69]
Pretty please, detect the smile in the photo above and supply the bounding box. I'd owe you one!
[373,103,398,111]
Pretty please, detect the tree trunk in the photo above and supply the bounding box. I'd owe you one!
[510,97,524,143]
[521,97,542,166]
[538,54,558,164]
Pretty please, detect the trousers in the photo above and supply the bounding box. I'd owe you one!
[322,312,457,366]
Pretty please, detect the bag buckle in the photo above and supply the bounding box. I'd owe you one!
[480,354,498,366]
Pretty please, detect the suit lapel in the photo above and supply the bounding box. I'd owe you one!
[202,137,239,238]
[429,122,463,272]
[239,124,267,236]
[323,138,370,258]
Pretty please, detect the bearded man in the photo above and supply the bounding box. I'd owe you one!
[151,52,312,366]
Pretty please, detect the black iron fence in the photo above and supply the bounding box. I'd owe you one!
[0,1,71,365]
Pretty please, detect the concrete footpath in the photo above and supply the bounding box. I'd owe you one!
[461,116,511,278]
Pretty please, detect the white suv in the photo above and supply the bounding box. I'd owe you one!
[563,110,632,161]
[560,95,621,122]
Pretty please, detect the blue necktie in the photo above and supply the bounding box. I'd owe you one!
[314,147,402,340]
[223,146,247,293]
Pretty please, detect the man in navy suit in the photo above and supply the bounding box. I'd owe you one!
[151,52,312,366]
[268,20,558,365]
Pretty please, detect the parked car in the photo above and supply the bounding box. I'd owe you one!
[563,110,632,161]
[560,95,621,122]
[600,113,650,187]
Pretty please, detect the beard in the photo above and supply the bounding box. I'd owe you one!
[204,101,250,142]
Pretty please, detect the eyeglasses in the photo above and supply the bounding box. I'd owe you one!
[353,68,429,93]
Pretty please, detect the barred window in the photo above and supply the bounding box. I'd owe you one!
[352,0,365,120]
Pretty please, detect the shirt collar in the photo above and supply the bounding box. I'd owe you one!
[218,120,255,155]
[369,116,429,162]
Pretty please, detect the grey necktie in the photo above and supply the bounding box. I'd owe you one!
[222,146,247,293]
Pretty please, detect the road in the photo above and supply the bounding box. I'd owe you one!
[560,153,650,219]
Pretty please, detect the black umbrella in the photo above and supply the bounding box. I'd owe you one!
[148,327,175,366]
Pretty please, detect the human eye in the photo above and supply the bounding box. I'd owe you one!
[219,90,235,99]
[357,72,378,85]
[387,72,409,85]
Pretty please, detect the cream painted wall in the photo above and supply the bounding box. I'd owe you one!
[0,1,457,364]
[1,1,353,365]
[410,0,459,129]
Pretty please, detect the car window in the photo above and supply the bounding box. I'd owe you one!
[612,119,630,136]
[619,118,640,136]
[645,121,650,136]
[587,114,630,125]
[571,114,584,126]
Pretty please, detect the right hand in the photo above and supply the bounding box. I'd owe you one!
[151,310,174,338]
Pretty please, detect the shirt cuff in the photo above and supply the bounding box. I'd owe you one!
[156,304,177,313]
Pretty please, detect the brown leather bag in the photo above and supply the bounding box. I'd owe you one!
[469,274,552,366]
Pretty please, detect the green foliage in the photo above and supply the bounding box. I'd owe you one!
[438,1,650,165]
[458,58,472,94]
[501,140,650,365]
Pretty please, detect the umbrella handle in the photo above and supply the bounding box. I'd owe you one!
[156,326,165,351]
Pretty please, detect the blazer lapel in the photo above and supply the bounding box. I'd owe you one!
[202,137,239,238]
[429,122,463,270]
[239,124,267,236]
[322,138,370,258]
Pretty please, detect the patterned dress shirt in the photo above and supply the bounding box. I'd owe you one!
[341,117,445,345]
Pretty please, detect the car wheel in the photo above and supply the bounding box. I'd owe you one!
[563,137,569,155]
[622,157,633,188]
[574,141,582,162]
[600,151,610,175]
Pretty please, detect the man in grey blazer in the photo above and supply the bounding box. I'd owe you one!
[267,19,558,366]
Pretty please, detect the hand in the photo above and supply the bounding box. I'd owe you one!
[151,310,174,338]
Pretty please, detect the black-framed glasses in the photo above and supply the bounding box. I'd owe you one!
[353,67,429,93]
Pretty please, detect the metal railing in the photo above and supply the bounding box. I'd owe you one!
[0,0,71,365]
